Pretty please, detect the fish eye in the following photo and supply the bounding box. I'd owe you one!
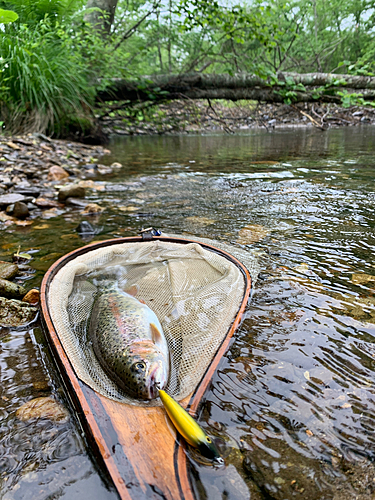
[206,437,211,443]
[134,362,146,372]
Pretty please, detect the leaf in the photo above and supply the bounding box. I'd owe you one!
[17,252,32,258]
[0,8,18,24]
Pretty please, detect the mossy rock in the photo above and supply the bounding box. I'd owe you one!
[0,297,37,326]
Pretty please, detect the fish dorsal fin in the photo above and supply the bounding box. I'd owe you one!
[150,323,163,346]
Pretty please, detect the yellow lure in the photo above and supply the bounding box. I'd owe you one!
[159,390,223,463]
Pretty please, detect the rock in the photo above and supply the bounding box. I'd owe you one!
[81,163,98,170]
[82,203,104,214]
[110,162,122,169]
[97,165,113,175]
[0,296,37,326]
[242,439,334,499]
[5,203,15,214]
[58,185,85,202]
[13,187,41,197]
[186,216,216,225]
[12,201,30,219]
[41,207,60,219]
[65,197,89,207]
[0,261,19,280]
[351,273,375,285]
[6,141,21,150]
[237,224,269,245]
[22,289,40,305]
[331,457,375,499]
[0,278,26,298]
[76,220,95,234]
[34,197,64,208]
[0,176,13,186]
[15,397,69,423]
[47,165,70,181]
[0,193,25,207]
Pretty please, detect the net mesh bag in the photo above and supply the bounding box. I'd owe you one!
[48,235,259,405]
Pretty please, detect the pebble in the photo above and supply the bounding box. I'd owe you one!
[15,397,69,423]
[22,289,40,306]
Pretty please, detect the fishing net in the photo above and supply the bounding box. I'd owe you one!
[47,234,259,405]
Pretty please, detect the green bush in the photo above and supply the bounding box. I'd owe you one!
[0,18,95,135]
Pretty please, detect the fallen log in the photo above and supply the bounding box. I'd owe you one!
[97,72,375,104]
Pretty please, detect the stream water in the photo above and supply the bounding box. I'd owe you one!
[1,126,375,499]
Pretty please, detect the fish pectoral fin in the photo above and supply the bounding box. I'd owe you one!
[124,284,139,297]
[150,323,163,346]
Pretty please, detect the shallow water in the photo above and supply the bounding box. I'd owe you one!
[1,126,375,499]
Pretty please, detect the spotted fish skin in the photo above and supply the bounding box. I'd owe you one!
[89,284,169,399]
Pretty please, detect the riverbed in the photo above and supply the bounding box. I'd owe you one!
[1,126,375,499]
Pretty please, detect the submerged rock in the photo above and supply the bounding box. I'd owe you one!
[0,278,26,298]
[237,224,269,245]
[0,297,37,326]
[75,220,95,234]
[242,438,334,499]
[0,261,19,280]
[16,397,69,423]
[82,203,104,214]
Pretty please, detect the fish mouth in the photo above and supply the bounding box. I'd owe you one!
[146,363,167,399]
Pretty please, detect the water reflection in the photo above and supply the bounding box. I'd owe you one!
[1,126,375,498]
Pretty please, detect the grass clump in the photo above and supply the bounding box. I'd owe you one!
[0,18,95,135]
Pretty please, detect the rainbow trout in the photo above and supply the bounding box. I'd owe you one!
[89,284,169,399]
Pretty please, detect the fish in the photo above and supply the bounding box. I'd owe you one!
[88,284,169,399]
[159,390,223,464]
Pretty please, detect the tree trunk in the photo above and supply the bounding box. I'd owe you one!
[96,72,375,103]
[84,0,118,35]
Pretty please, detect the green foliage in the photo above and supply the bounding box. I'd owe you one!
[337,91,375,108]
[0,18,96,134]
[2,0,375,136]
[0,0,85,24]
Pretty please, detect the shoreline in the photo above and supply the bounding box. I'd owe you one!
[99,101,375,136]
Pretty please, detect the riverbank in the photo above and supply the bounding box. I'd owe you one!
[0,134,117,225]
[99,100,375,135]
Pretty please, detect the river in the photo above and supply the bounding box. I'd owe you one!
[1,126,375,499]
